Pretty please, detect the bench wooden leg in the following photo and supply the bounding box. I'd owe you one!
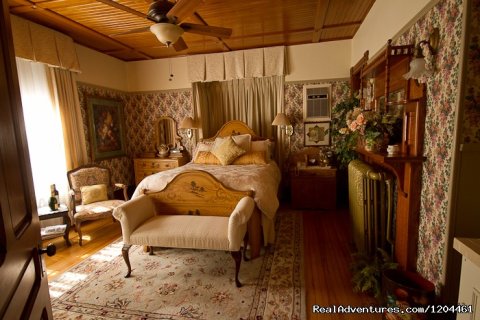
[149,246,154,255]
[247,208,262,259]
[231,250,242,288]
[122,244,132,278]
[243,235,249,261]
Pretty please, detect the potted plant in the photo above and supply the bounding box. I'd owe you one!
[350,248,398,299]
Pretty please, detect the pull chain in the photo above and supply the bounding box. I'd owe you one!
[169,59,174,81]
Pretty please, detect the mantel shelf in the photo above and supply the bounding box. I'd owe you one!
[356,147,426,197]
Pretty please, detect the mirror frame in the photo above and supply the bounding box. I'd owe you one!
[154,116,181,150]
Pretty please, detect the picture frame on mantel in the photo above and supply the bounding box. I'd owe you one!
[304,121,331,147]
[86,96,126,161]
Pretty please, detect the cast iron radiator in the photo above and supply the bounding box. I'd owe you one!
[348,159,394,256]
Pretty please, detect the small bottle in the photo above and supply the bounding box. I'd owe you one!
[52,184,60,207]
[48,184,59,211]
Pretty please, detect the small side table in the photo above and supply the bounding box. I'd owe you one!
[290,166,337,210]
[38,205,71,246]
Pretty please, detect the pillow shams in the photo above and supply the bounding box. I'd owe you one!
[192,140,215,161]
[194,151,267,165]
[193,151,221,165]
[251,139,274,159]
[233,151,267,164]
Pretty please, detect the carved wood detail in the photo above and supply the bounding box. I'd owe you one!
[204,120,261,141]
[355,38,426,271]
[143,170,254,217]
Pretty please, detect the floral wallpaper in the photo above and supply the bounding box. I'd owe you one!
[284,80,351,154]
[124,91,193,157]
[462,0,480,143]
[393,0,464,291]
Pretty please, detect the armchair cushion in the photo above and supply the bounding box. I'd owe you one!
[75,199,125,220]
[81,184,108,205]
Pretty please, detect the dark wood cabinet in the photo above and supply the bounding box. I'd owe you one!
[290,167,337,210]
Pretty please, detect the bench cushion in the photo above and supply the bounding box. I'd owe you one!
[130,215,230,251]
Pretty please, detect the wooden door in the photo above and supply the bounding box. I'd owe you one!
[0,2,53,319]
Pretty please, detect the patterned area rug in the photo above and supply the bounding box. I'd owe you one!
[49,210,305,319]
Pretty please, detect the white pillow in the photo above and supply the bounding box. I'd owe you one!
[251,139,275,159]
[213,134,251,152]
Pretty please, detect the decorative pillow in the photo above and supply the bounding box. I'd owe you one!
[80,184,108,205]
[211,136,246,165]
[232,151,267,165]
[192,141,215,161]
[213,134,251,152]
[193,151,221,165]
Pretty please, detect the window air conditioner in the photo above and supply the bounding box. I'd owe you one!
[303,84,331,121]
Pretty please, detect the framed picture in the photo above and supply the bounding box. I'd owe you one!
[304,122,331,146]
[86,96,126,161]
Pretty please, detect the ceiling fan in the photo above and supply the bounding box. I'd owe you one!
[114,0,233,51]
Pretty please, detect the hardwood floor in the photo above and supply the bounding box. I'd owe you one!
[42,217,122,280]
[302,206,381,319]
[43,205,380,319]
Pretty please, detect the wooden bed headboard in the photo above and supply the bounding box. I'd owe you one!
[205,120,265,141]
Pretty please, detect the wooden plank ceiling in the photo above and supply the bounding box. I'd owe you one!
[8,0,376,61]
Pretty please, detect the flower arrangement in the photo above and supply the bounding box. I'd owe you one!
[343,107,386,151]
[331,97,403,168]
[331,97,360,168]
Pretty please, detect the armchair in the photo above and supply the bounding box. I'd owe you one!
[67,164,128,245]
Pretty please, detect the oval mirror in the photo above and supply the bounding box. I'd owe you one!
[154,116,181,150]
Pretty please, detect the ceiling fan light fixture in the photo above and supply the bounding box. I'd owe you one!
[150,23,184,46]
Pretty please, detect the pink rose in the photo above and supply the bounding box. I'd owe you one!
[356,114,365,125]
[349,121,358,131]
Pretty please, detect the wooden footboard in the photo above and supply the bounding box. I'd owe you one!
[143,170,262,258]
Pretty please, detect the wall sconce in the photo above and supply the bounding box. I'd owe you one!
[179,116,196,139]
[403,28,440,80]
[179,116,197,157]
[272,113,294,136]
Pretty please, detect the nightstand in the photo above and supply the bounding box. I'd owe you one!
[38,205,71,246]
[134,155,188,185]
[290,166,337,210]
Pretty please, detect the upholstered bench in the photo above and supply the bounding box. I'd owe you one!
[113,170,255,287]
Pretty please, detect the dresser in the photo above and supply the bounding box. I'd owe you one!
[134,156,188,185]
[290,166,337,210]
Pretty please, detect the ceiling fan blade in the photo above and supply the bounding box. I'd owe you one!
[166,0,204,23]
[95,0,147,19]
[181,23,232,38]
[109,26,151,37]
[173,37,188,51]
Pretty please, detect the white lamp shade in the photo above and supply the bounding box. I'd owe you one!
[150,23,184,46]
[403,58,432,80]
[179,116,196,129]
[272,113,291,126]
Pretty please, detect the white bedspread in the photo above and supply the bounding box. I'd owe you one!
[132,161,282,244]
